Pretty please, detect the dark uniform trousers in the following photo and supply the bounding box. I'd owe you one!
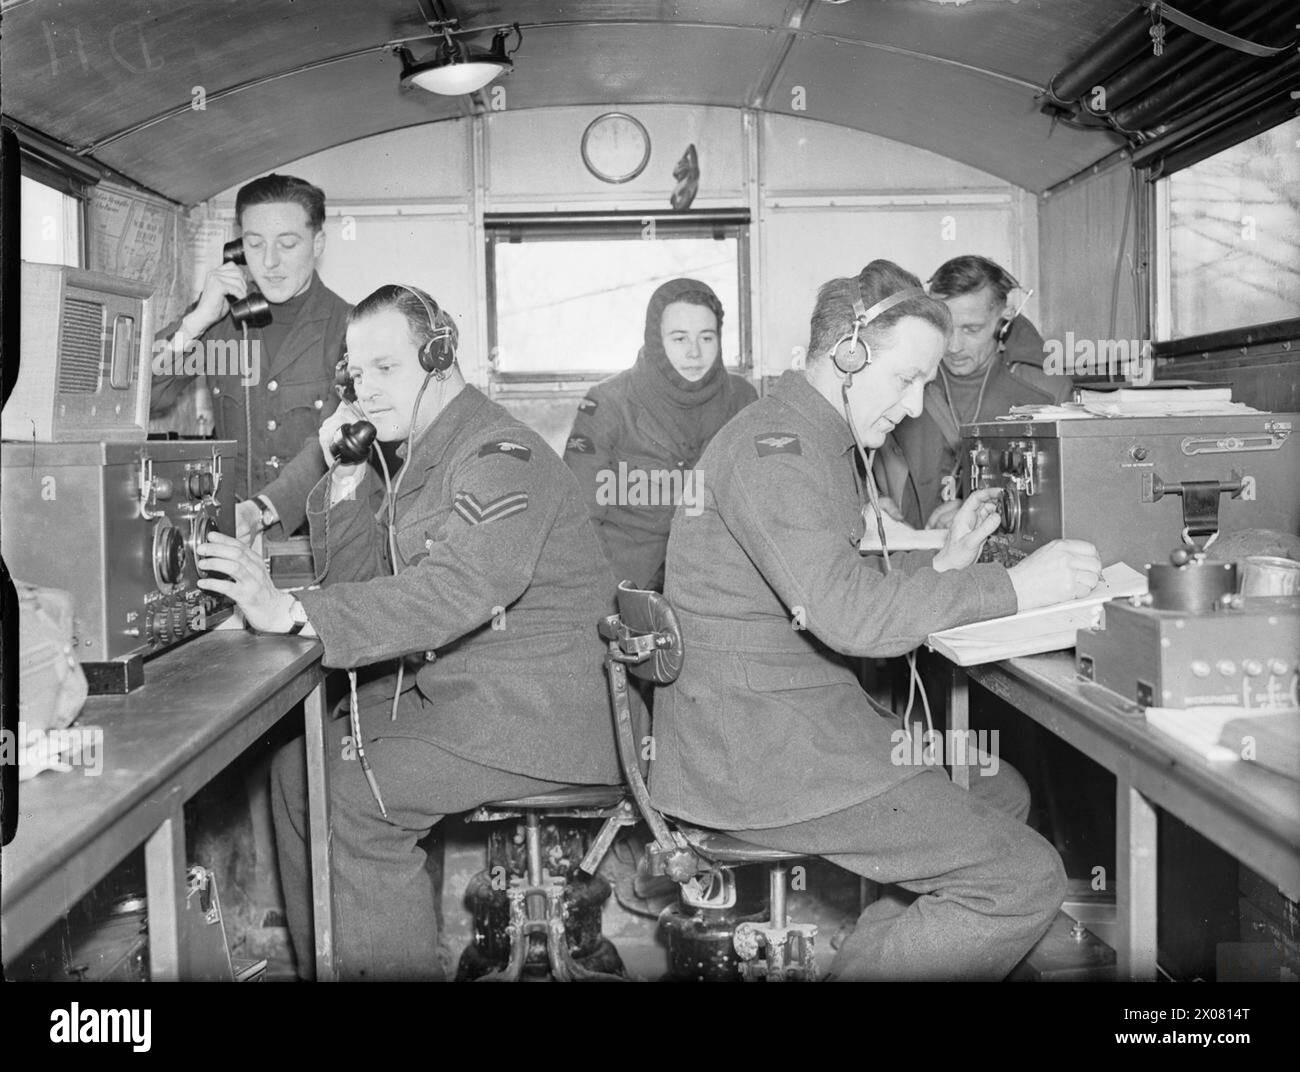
[268,386,620,981]
[652,370,1065,980]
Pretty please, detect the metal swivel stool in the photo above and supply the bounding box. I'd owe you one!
[599,582,817,982]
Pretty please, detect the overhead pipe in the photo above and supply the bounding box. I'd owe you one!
[1086,0,1258,114]
[1130,51,1300,166]
[1044,9,1152,106]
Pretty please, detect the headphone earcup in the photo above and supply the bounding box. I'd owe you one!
[418,332,456,374]
[834,340,870,376]
[995,316,1014,349]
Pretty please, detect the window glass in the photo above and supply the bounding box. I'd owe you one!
[1165,116,1300,337]
[491,234,741,375]
[20,175,81,266]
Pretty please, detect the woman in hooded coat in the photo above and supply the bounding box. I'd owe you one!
[563,278,757,591]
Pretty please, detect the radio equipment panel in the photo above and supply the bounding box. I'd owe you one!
[3,262,155,442]
[0,440,235,692]
[964,415,1299,568]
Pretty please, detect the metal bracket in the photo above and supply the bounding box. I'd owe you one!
[1142,470,1243,542]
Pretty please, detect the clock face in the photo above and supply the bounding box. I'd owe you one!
[581,113,651,184]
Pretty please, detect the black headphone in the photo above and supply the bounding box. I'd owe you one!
[994,274,1034,353]
[398,284,457,375]
[832,284,928,377]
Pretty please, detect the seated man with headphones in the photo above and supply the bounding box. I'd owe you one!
[650,260,1101,980]
[194,284,620,979]
[884,255,1071,530]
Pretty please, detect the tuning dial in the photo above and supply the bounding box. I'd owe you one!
[971,448,992,469]
[152,521,186,590]
[152,476,174,501]
[191,514,219,576]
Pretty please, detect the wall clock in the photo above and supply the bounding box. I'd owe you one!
[581,113,651,184]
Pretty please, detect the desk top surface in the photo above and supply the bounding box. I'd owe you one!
[967,652,1300,850]
[2,632,322,903]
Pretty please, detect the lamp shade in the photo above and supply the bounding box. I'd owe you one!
[403,59,507,95]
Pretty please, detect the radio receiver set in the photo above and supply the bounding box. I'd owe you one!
[964,414,1299,568]
[2,263,238,693]
[1,440,236,693]
[2,261,155,442]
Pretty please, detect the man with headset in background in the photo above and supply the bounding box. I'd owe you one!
[650,260,1101,980]
[151,173,348,540]
[193,284,620,980]
[883,255,1070,530]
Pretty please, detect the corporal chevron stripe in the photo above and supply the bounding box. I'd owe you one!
[453,490,529,525]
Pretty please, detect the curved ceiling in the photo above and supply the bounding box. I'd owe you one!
[0,0,1135,203]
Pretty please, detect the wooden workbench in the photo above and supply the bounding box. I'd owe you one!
[946,651,1300,981]
[1,631,334,981]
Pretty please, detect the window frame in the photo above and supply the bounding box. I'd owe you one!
[484,209,751,389]
[20,154,89,268]
[1149,113,1300,361]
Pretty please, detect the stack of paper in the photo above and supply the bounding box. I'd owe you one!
[926,562,1148,665]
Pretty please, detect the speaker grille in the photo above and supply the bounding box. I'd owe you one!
[58,298,104,392]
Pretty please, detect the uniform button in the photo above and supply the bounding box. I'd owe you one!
[1242,659,1263,677]
[1269,659,1289,675]
[212,386,221,395]
[267,379,278,392]
[267,456,281,470]
[425,539,434,550]
[314,399,324,409]
[267,419,277,431]
[1216,660,1237,677]
[1190,660,1211,678]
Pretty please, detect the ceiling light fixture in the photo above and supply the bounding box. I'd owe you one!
[394,1,521,96]
[396,26,518,95]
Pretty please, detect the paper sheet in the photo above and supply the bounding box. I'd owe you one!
[858,506,947,552]
[926,562,1148,665]
[1144,706,1300,776]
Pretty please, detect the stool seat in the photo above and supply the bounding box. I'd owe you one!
[480,785,627,811]
[677,824,805,864]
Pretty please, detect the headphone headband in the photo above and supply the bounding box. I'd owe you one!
[394,283,456,374]
[834,285,928,377]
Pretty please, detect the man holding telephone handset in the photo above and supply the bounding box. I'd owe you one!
[151,173,350,538]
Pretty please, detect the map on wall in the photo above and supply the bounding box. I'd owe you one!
[89,184,185,327]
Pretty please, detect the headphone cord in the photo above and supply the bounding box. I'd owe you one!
[841,377,936,752]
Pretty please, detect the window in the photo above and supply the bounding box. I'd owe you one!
[20,173,83,267]
[1159,116,1300,340]
[487,213,748,381]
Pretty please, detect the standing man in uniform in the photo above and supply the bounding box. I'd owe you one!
[888,255,1069,530]
[651,261,1101,980]
[194,284,620,980]
[152,173,349,540]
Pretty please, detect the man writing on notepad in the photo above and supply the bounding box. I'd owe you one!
[650,261,1101,980]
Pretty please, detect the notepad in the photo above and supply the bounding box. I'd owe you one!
[925,562,1148,666]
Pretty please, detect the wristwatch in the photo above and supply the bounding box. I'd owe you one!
[253,494,278,532]
[287,598,310,635]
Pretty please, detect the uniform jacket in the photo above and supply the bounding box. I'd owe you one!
[649,370,1017,829]
[889,346,1060,527]
[563,365,756,589]
[297,385,621,786]
[151,273,349,532]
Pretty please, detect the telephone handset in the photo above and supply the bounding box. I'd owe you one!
[331,359,377,465]
[221,239,273,328]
